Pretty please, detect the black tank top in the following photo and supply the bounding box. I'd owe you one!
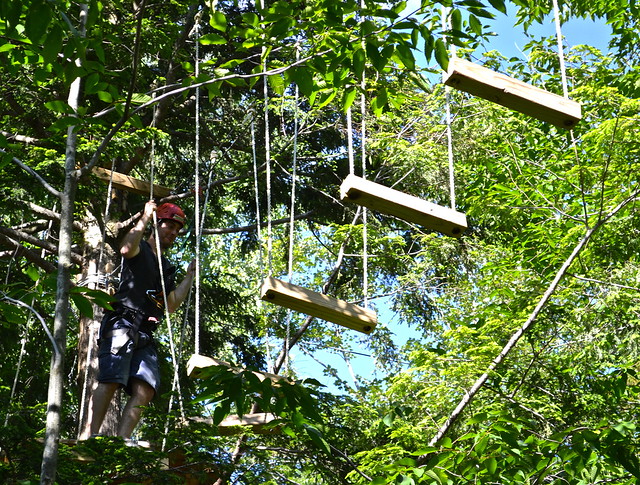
[113,240,176,320]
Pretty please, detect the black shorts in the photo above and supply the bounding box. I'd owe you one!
[97,321,160,395]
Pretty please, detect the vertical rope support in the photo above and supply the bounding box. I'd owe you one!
[194,18,202,356]
[346,108,355,175]
[442,6,457,210]
[359,0,369,309]
[552,0,569,98]
[284,43,301,372]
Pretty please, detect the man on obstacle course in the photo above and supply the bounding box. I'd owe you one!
[87,200,195,441]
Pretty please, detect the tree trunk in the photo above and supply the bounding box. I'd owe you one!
[40,4,88,483]
[76,212,121,438]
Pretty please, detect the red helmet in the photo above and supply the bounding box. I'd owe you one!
[156,203,186,228]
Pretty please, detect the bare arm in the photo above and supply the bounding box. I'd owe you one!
[120,200,156,259]
[167,259,196,313]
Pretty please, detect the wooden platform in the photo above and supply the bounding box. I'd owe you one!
[186,353,289,383]
[340,174,467,238]
[187,413,280,436]
[444,57,581,129]
[92,166,173,198]
[260,276,377,334]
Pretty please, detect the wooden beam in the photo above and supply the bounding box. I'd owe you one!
[92,166,173,198]
[260,276,377,334]
[187,413,280,436]
[444,57,581,129]
[340,174,467,238]
[186,353,289,383]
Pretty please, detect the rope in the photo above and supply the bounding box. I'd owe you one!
[252,118,275,373]
[194,17,202,356]
[442,6,457,210]
[551,0,569,98]
[263,61,273,274]
[283,43,301,372]
[346,108,355,175]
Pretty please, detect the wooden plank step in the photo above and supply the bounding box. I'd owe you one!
[92,166,173,198]
[340,174,467,238]
[188,413,280,436]
[186,353,289,383]
[260,276,377,334]
[444,57,581,129]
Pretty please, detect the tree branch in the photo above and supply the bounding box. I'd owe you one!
[5,150,61,198]
[420,186,640,456]
[0,233,57,273]
[0,226,83,266]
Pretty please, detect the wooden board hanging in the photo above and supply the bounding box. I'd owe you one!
[187,413,280,436]
[443,57,582,129]
[92,166,173,198]
[260,276,377,334]
[340,174,467,238]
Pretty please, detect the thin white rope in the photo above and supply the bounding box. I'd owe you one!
[194,17,202,356]
[284,44,301,372]
[252,118,274,373]
[551,0,569,98]
[264,66,273,274]
[442,6,457,210]
[346,108,355,175]
[359,0,369,309]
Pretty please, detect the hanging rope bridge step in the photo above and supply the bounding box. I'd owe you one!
[186,353,290,383]
[444,57,582,129]
[340,174,467,238]
[186,413,281,436]
[260,276,377,334]
[92,166,173,198]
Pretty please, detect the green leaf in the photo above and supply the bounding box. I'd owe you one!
[0,43,16,53]
[469,14,483,36]
[267,74,285,95]
[43,25,63,65]
[395,43,415,70]
[342,86,357,111]
[200,33,227,45]
[305,425,331,454]
[70,293,94,318]
[26,265,41,282]
[97,91,113,103]
[130,93,152,104]
[434,38,449,71]
[209,11,227,32]
[451,9,462,31]
[45,100,73,114]
[242,13,259,27]
[487,0,507,14]
[291,67,314,97]
[485,456,497,474]
[25,0,52,44]
[352,48,365,79]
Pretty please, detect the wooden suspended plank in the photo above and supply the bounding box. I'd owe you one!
[340,174,467,238]
[92,166,173,198]
[260,276,377,334]
[444,57,582,129]
[187,413,280,436]
[187,353,289,383]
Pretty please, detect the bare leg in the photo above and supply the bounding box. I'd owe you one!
[117,377,155,439]
[87,382,120,437]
